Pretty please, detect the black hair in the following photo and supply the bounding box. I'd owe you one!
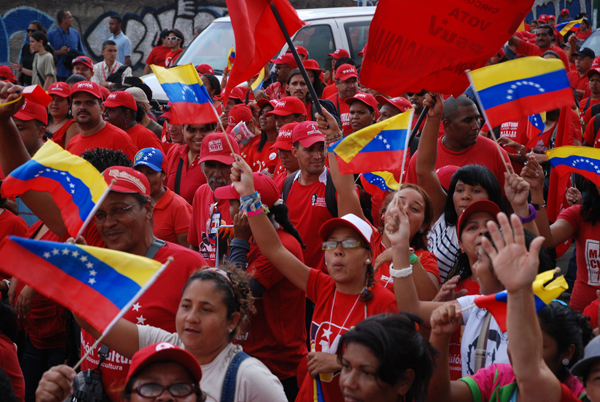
[441,95,476,121]
[336,314,438,402]
[110,15,122,25]
[286,69,312,104]
[122,363,206,402]
[0,367,18,402]
[538,24,555,37]
[268,204,305,249]
[580,180,600,225]
[541,50,561,59]
[201,74,220,99]
[102,40,117,51]
[56,10,70,24]
[29,20,47,36]
[0,302,18,343]
[182,266,255,341]
[334,56,356,68]
[538,302,593,382]
[256,103,275,152]
[444,164,506,227]
[80,148,133,172]
[168,29,185,47]
[156,29,169,47]
[134,106,145,123]
[30,31,56,61]
[66,74,87,86]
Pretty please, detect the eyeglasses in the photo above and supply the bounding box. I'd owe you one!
[134,383,196,398]
[167,36,180,41]
[407,89,427,97]
[95,201,144,223]
[26,29,36,33]
[321,239,363,251]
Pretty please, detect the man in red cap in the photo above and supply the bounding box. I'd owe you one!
[265,53,298,100]
[323,49,350,84]
[581,68,600,125]
[560,8,573,23]
[286,45,309,61]
[220,86,245,128]
[375,95,412,122]
[103,91,163,152]
[322,57,355,98]
[71,55,94,81]
[12,99,47,157]
[188,133,240,265]
[91,40,132,90]
[66,81,139,161]
[326,64,360,135]
[266,96,307,131]
[568,47,595,100]
[509,24,570,68]
[271,122,299,189]
[226,104,255,138]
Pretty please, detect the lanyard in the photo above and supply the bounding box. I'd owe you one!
[102,61,118,81]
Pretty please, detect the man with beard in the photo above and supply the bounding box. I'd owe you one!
[66,81,138,161]
[188,132,240,266]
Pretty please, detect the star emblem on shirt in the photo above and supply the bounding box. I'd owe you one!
[322,327,332,341]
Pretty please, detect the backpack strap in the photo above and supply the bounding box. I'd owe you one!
[591,102,600,121]
[145,238,167,259]
[594,115,600,145]
[325,170,338,218]
[174,157,184,195]
[220,351,250,402]
[584,96,592,115]
[281,172,298,204]
[474,311,493,372]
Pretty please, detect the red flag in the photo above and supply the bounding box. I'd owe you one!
[222,0,304,102]
[360,0,534,96]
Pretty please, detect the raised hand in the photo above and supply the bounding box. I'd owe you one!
[383,196,412,247]
[430,302,461,336]
[230,154,255,198]
[566,187,582,206]
[0,81,24,120]
[504,164,530,211]
[233,212,252,241]
[432,276,469,302]
[423,93,443,119]
[315,107,342,140]
[520,154,544,192]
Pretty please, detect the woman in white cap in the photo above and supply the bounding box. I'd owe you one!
[229,155,397,402]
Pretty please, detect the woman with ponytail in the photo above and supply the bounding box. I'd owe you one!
[30,31,56,90]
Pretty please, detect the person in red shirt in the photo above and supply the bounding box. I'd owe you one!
[46,82,79,149]
[326,64,360,136]
[188,133,240,266]
[581,68,600,125]
[375,95,412,122]
[164,29,184,68]
[66,81,139,161]
[266,96,307,131]
[226,104,255,140]
[71,55,94,81]
[577,18,593,41]
[143,29,170,74]
[0,304,25,402]
[509,24,570,68]
[272,122,299,189]
[242,99,279,175]
[11,97,47,157]
[265,53,297,100]
[493,116,530,175]
[323,48,350,86]
[133,147,192,247]
[219,86,245,129]
[102,91,164,152]
[568,47,595,100]
[321,57,356,100]
[345,92,379,133]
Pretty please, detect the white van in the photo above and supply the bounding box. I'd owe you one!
[142,7,376,104]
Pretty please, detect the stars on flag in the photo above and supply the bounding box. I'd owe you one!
[571,157,600,174]
[137,315,146,324]
[506,81,545,100]
[132,302,141,312]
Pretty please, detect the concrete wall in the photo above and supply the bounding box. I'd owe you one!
[0,0,355,71]
[528,0,592,21]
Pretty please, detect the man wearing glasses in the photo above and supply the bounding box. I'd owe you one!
[165,29,185,68]
[108,15,132,66]
[47,10,86,82]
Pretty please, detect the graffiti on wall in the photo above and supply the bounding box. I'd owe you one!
[0,6,54,64]
[528,0,591,21]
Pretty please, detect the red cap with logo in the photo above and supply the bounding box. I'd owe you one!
[0,65,15,83]
[375,95,412,113]
[102,166,151,197]
[199,132,239,165]
[103,91,138,110]
[560,8,570,16]
[14,99,48,125]
[126,342,202,384]
[72,56,94,71]
[335,64,358,81]
[548,14,556,21]
[303,59,322,75]
[215,172,280,208]
[286,46,308,58]
[196,64,214,75]
[588,67,600,78]
[266,96,307,117]
[48,82,71,98]
[229,87,246,102]
[271,122,297,151]
[256,98,277,110]
[270,53,298,69]
[226,104,253,134]
[292,121,324,148]
[345,92,379,120]
[538,14,549,23]
[456,199,501,237]
[328,49,350,59]
[72,81,103,100]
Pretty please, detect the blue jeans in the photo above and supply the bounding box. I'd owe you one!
[20,338,65,402]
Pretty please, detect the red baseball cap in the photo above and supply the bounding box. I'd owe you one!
[456,200,501,237]
[286,46,308,58]
[72,56,94,71]
[266,96,306,117]
[319,213,373,244]
[345,92,379,120]
[48,82,71,98]
[358,43,368,57]
[270,53,298,69]
[103,91,138,111]
[126,342,202,384]
[292,121,324,148]
[226,104,253,134]
[256,98,277,110]
[14,99,48,125]
[71,81,103,100]
[548,14,556,21]
[303,59,322,75]
[229,87,245,102]
[196,64,214,75]
[538,14,549,23]
[0,65,15,83]
[99,86,111,101]
[199,132,239,165]
[588,68,600,78]
[102,166,151,197]
[214,172,280,208]
[335,64,359,81]
[271,122,297,151]
[375,95,412,113]
[435,165,459,190]
[328,49,350,59]
[560,8,570,16]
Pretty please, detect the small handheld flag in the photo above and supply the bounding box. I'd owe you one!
[1,141,109,238]
[360,172,399,200]
[556,19,583,36]
[526,112,547,148]
[546,146,600,187]
[251,68,266,92]
[227,47,236,71]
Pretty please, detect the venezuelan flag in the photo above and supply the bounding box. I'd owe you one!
[1,141,108,238]
[151,64,217,125]
[546,146,600,187]
[329,109,413,175]
[526,112,547,148]
[469,57,573,130]
[473,270,568,332]
[360,172,399,200]
[0,236,166,333]
[227,46,236,71]
[251,68,265,92]
[556,18,583,36]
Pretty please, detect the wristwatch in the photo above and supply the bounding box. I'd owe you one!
[531,202,546,210]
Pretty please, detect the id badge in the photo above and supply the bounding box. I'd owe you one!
[209,209,221,239]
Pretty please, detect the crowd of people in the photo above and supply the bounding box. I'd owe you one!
[2,5,600,402]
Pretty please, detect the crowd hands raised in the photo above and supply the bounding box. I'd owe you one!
[3,7,600,402]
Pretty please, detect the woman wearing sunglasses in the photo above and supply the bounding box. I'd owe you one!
[228,155,398,402]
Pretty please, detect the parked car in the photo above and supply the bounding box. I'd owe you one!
[581,28,600,56]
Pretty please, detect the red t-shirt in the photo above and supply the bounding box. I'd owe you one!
[583,299,600,328]
[0,210,27,242]
[152,188,192,244]
[165,49,183,68]
[411,115,446,138]
[0,334,25,401]
[567,70,589,98]
[557,205,600,312]
[265,82,287,100]
[321,83,337,100]
[405,136,509,191]
[577,30,593,41]
[516,41,570,69]
[326,93,352,135]
[285,170,334,272]
[296,269,398,402]
[498,117,529,175]
[66,122,139,162]
[165,145,206,205]
[50,118,76,149]
[580,97,600,124]
[583,115,600,147]
[145,46,171,68]
[80,241,206,402]
[240,136,279,174]
[241,229,308,380]
[187,184,232,266]
[127,124,164,153]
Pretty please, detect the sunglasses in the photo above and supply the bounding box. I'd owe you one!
[27,29,36,33]
[166,36,180,41]
[407,89,427,97]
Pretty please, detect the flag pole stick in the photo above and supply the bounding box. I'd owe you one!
[465,69,512,174]
[398,109,415,185]
[74,180,115,241]
[268,1,323,118]
[72,256,175,371]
